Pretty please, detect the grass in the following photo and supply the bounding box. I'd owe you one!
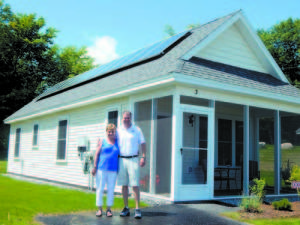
[0,168,148,225]
[222,211,300,225]
[0,160,7,174]
[259,145,300,188]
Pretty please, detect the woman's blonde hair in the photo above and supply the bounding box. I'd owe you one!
[106,123,116,132]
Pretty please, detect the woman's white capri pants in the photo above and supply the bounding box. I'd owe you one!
[95,170,118,207]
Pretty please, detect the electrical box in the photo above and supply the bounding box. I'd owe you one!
[77,136,89,153]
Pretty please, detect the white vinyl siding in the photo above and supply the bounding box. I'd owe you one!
[7,98,128,187]
[195,24,268,74]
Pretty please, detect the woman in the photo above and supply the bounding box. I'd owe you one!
[92,124,119,217]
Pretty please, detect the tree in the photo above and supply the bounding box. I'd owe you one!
[36,45,96,94]
[164,24,175,37]
[0,0,95,158]
[186,23,200,30]
[164,23,201,37]
[258,18,300,87]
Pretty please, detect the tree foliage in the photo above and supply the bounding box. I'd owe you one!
[258,18,300,87]
[0,0,95,158]
[164,23,200,37]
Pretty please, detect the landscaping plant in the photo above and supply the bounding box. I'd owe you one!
[272,198,292,211]
[290,165,300,181]
[240,196,263,213]
[240,178,265,213]
[249,178,266,201]
[281,159,293,183]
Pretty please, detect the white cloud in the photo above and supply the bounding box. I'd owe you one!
[87,36,119,65]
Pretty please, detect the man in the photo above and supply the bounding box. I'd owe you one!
[117,111,146,219]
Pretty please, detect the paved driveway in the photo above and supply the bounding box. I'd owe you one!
[36,203,246,225]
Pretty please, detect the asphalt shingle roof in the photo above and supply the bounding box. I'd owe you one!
[5,11,300,123]
[179,57,300,98]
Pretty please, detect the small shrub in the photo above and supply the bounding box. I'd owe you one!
[281,159,293,182]
[272,198,292,211]
[250,178,265,201]
[290,165,300,181]
[240,178,265,213]
[240,196,262,213]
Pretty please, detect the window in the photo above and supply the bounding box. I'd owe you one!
[32,124,39,147]
[57,120,68,160]
[14,128,21,158]
[108,110,118,127]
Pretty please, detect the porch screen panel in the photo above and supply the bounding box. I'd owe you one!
[155,96,173,196]
[218,119,232,166]
[134,100,152,193]
[280,113,300,194]
[57,120,68,160]
[235,121,243,166]
[182,113,208,184]
[259,116,275,194]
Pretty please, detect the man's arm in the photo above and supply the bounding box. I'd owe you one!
[140,143,146,167]
[141,143,146,158]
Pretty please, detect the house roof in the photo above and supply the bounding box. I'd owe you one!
[37,30,191,101]
[179,57,300,98]
[4,10,300,123]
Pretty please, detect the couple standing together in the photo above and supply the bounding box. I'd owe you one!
[91,111,146,219]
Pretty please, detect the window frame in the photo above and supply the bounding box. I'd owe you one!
[56,116,69,162]
[32,123,39,150]
[14,128,21,158]
[106,105,120,127]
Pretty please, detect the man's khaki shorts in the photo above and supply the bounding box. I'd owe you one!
[117,157,140,187]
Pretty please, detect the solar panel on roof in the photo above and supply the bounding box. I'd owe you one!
[38,30,190,100]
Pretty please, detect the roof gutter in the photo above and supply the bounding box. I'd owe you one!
[5,77,175,124]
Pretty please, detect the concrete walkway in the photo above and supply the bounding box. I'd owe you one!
[36,204,246,225]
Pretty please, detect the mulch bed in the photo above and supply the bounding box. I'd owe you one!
[239,202,300,219]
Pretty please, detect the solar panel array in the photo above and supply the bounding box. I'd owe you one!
[38,30,190,100]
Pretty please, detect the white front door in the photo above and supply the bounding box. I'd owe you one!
[178,105,214,200]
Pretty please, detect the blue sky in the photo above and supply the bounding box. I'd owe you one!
[8,0,300,64]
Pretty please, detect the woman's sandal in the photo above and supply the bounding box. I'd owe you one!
[106,209,113,217]
[96,209,102,217]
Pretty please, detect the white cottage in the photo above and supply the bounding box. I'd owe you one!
[5,10,300,202]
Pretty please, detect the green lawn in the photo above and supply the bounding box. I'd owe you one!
[0,166,148,225]
[259,145,300,188]
[0,160,7,174]
[222,211,300,225]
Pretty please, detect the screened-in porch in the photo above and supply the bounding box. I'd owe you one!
[132,92,300,201]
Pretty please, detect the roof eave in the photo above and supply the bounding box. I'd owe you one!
[4,76,176,124]
[172,72,300,105]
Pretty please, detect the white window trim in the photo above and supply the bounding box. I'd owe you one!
[56,115,69,163]
[106,105,121,127]
[32,122,40,150]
